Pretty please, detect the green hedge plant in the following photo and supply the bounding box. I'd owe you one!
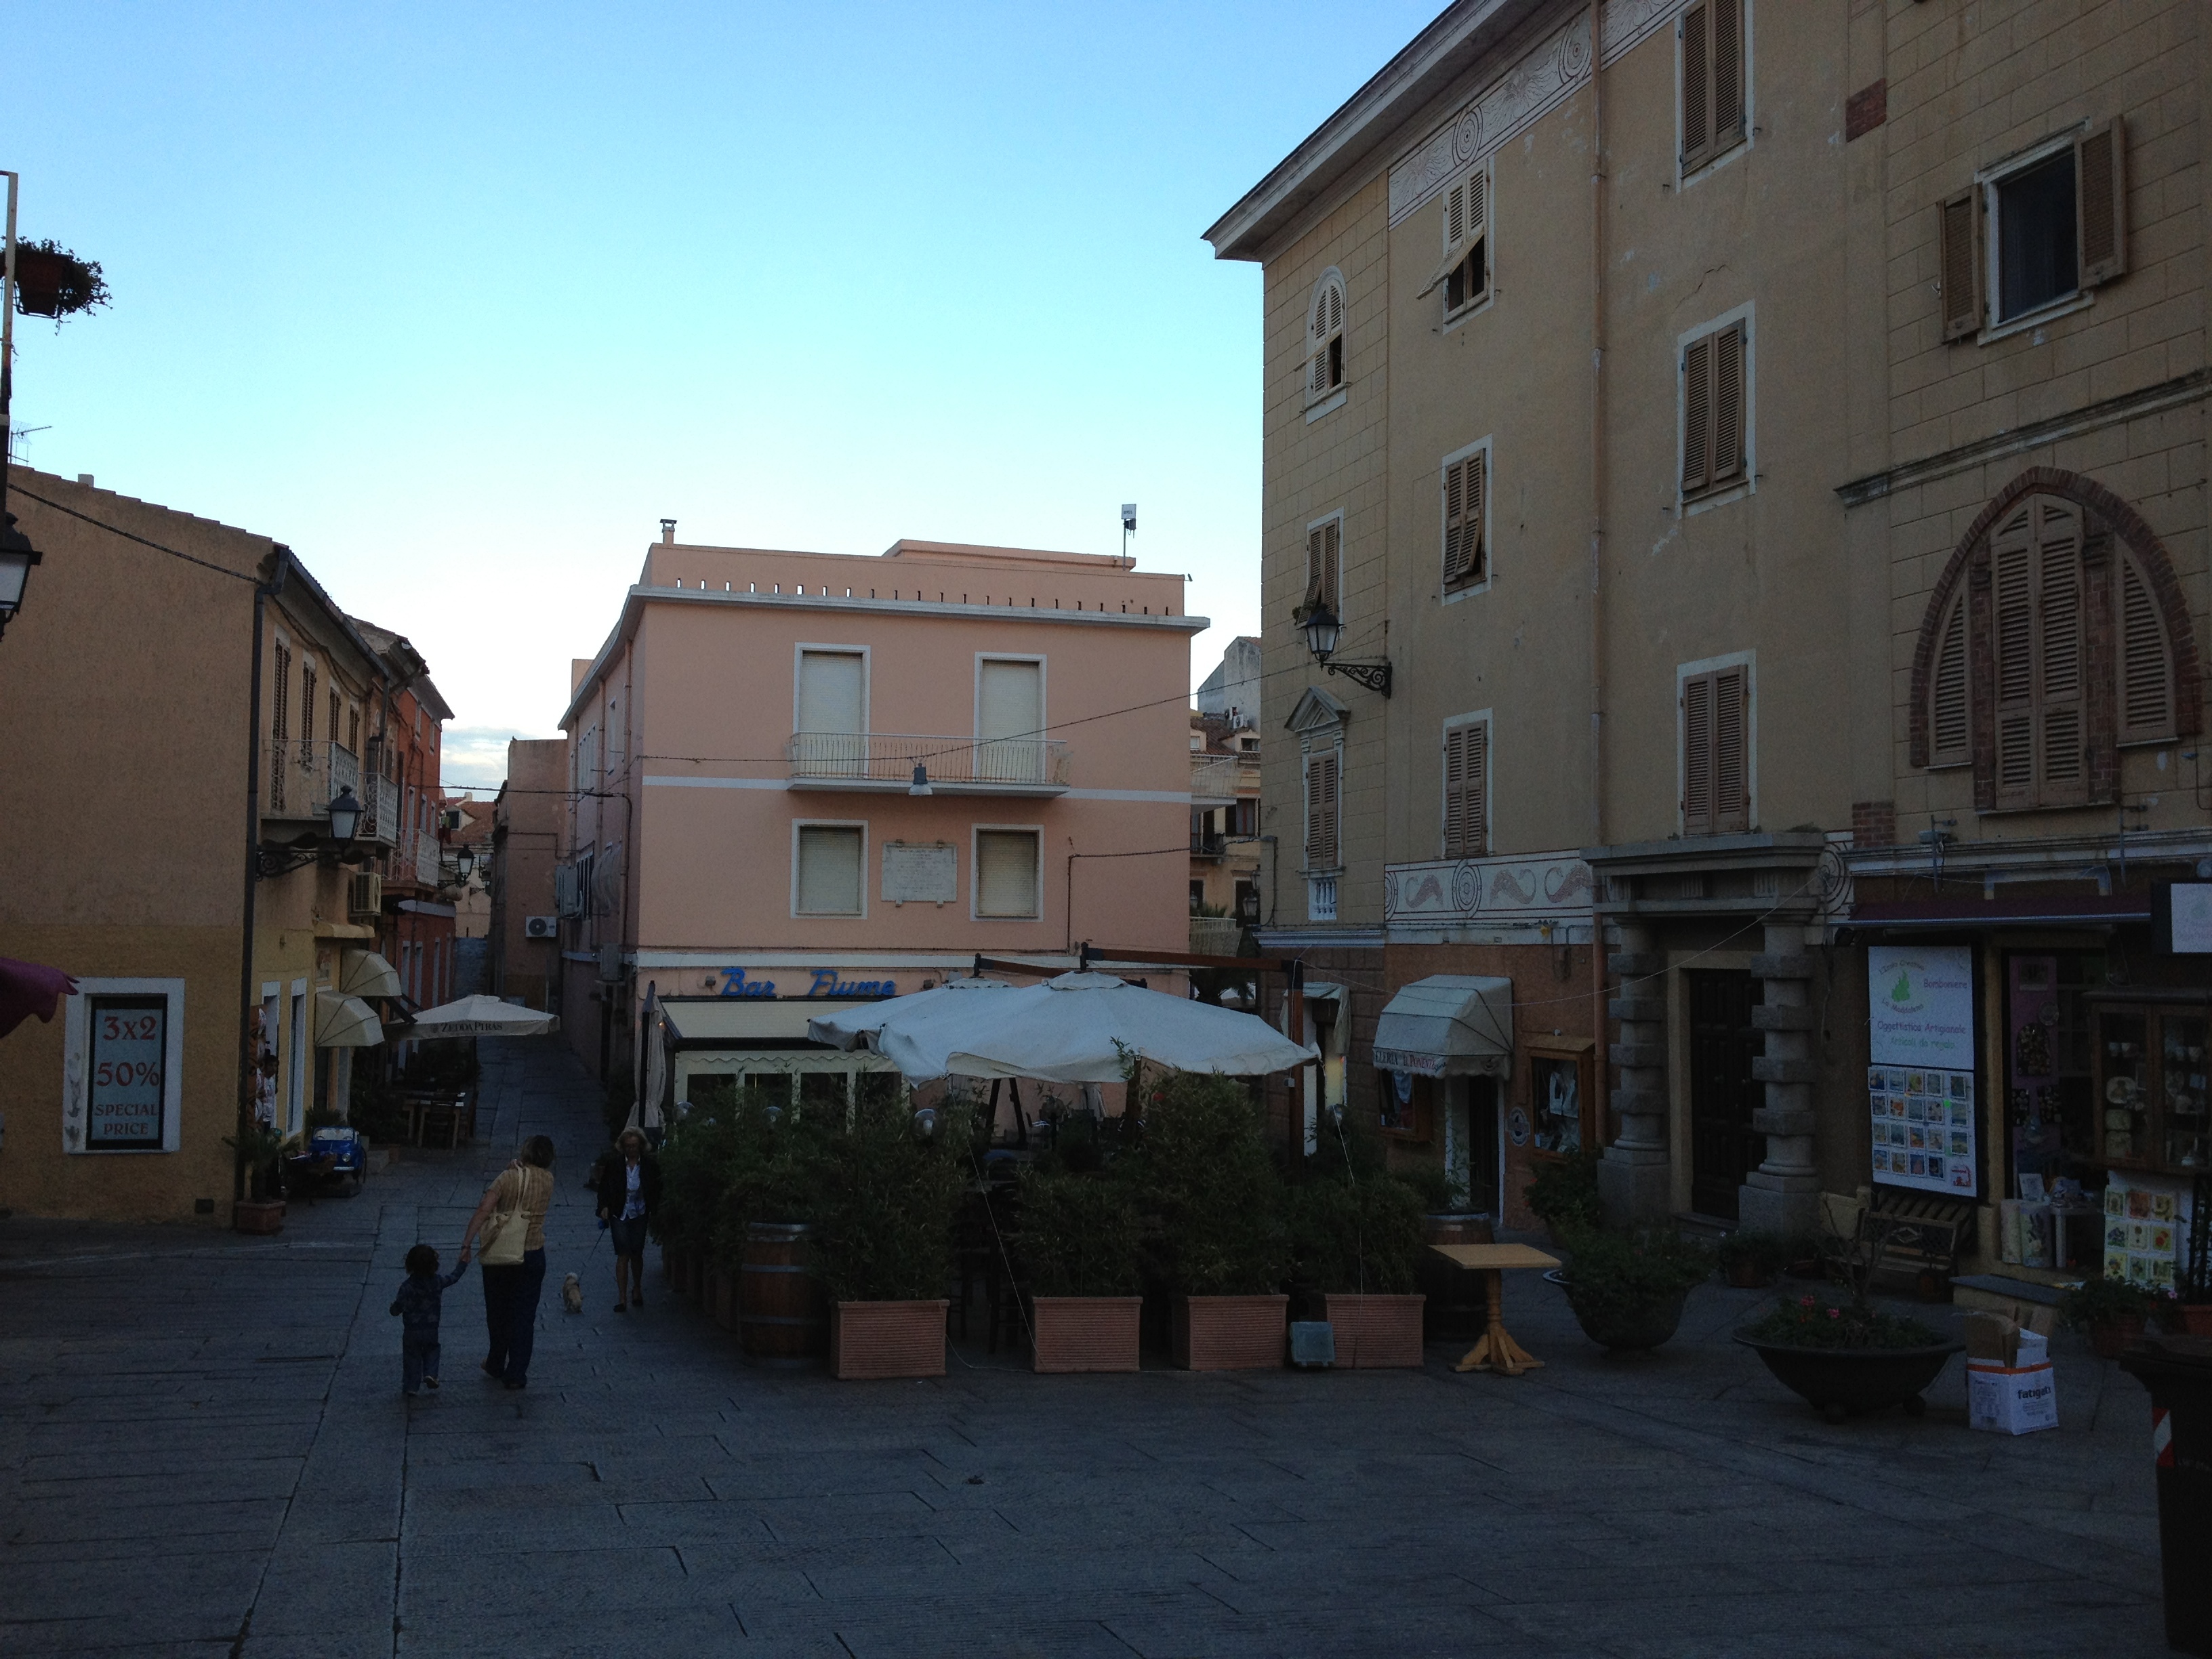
[1125,1071,1287,1296]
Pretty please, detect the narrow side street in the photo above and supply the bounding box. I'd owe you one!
[0,1038,2172,1658]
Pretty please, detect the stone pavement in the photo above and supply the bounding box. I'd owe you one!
[0,1037,2176,1657]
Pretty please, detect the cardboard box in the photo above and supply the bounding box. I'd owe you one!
[1968,1359,2059,1435]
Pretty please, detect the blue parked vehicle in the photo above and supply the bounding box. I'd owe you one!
[287,1126,368,1197]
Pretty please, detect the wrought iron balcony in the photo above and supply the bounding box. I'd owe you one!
[264,739,360,824]
[1189,754,1257,806]
[784,732,1070,795]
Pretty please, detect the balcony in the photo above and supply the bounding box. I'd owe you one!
[359,774,401,846]
[415,830,443,888]
[264,739,360,824]
[785,733,1070,796]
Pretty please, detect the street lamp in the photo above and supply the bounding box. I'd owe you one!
[908,764,933,797]
[1297,600,1392,698]
[0,514,41,641]
[327,787,363,844]
[454,843,477,882]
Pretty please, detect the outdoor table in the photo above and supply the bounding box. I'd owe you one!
[1429,1243,1560,1376]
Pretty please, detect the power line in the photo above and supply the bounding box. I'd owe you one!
[9,485,262,586]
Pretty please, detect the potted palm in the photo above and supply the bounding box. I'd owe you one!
[1126,1071,1288,1370]
[227,1120,290,1234]
[654,1094,743,1301]
[1015,1164,1143,1372]
[813,1094,968,1380]
[1557,1226,1713,1351]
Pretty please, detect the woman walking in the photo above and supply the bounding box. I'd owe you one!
[459,1134,556,1389]
[591,1127,661,1312]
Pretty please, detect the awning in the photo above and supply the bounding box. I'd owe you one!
[314,990,384,1048]
[1849,895,2152,930]
[1370,976,1512,1079]
[337,949,403,1000]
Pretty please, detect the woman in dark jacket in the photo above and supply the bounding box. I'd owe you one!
[591,1128,661,1313]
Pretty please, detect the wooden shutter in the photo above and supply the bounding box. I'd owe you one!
[1681,334,1712,496]
[2119,550,2175,743]
[976,830,1040,918]
[1711,323,1746,488]
[2076,116,2128,287]
[301,665,316,748]
[328,689,340,745]
[1711,0,1744,157]
[1681,2,1710,169]
[1305,520,1340,611]
[1682,668,1747,835]
[1939,189,1983,341]
[272,643,291,741]
[2035,499,2086,802]
[1682,672,1713,834]
[1929,593,1970,766]
[1444,722,1487,859]
[1991,508,2037,806]
[1683,323,1746,499]
[1305,747,1340,869]
[1443,452,1485,588]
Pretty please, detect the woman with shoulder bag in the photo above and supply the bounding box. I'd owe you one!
[459,1134,556,1389]
[591,1128,661,1313]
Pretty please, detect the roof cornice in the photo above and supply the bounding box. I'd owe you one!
[1202,0,1549,264]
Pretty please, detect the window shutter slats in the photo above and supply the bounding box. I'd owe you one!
[1931,595,1970,764]
[1681,337,1713,495]
[1446,182,1465,247]
[1683,673,1713,834]
[2077,117,2127,287]
[1443,726,1465,855]
[1992,512,2036,805]
[1713,668,1747,833]
[1467,167,1486,241]
[1713,324,1746,486]
[1467,450,1485,581]
[1940,190,1982,341]
[1306,750,1340,870]
[2033,501,2086,799]
[1712,0,1744,150]
[1465,722,1487,857]
[1443,462,1466,584]
[1324,520,1340,607]
[1681,3,1710,167]
[2121,553,2174,741]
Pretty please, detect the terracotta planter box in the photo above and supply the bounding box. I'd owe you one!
[233,1200,285,1235]
[1030,1296,1142,1374]
[831,1300,947,1380]
[1322,1293,1426,1368]
[1173,1294,1288,1371]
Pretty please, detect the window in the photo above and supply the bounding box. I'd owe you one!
[1441,444,1488,593]
[795,647,867,777]
[272,640,291,741]
[794,824,865,916]
[1303,744,1341,870]
[1681,661,1750,836]
[1304,515,1342,617]
[347,703,361,756]
[327,687,340,745]
[975,828,1041,918]
[301,661,317,747]
[1443,718,1489,859]
[1681,316,1749,504]
[1189,880,1206,914]
[1418,166,1490,320]
[1942,119,2128,340]
[62,979,186,1155]
[1305,270,1345,405]
[1679,0,1746,176]
[977,657,1046,785]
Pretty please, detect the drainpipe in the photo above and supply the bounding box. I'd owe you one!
[234,548,289,1204]
[1586,1,1612,1138]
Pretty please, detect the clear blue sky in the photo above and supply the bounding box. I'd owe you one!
[7,1,1435,789]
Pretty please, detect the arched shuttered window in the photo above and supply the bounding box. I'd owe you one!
[1306,272,1345,403]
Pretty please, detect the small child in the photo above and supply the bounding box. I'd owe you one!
[390,1242,468,1397]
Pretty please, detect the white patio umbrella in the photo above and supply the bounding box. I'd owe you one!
[402,994,560,1038]
[838,971,1315,1084]
[805,977,1010,1052]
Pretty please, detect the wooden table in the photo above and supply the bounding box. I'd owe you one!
[1429,1243,1561,1376]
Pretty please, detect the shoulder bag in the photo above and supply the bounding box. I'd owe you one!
[478,1168,529,1267]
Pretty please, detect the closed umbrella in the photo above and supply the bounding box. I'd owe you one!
[403,994,559,1038]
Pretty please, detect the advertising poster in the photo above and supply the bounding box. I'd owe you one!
[1867,945,1978,1197]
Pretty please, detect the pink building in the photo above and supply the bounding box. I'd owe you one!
[558,530,1204,1094]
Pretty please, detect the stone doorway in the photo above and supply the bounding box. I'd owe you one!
[1687,968,1765,1220]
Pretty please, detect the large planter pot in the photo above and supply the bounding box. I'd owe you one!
[1030,1296,1142,1374]
[2090,1315,2147,1358]
[740,1221,827,1365]
[1418,1216,1492,1338]
[233,1199,285,1235]
[1172,1294,1288,1371]
[1736,1334,1965,1420]
[1723,1258,1778,1290]
[2169,1305,2212,1338]
[831,1300,948,1380]
[1566,1288,1689,1352]
[1323,1293,1426,1368]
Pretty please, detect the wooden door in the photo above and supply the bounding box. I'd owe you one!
[1687,969,1765,1219]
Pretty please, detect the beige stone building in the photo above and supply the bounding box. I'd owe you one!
[1209,0,2207,1258]
[489,737,569,1013]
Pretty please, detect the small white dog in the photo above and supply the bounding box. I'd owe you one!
[560,1271,583,1314]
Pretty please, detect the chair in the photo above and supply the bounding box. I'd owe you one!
[417,1100,462,1151]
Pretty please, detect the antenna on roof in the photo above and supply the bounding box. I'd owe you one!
[1120,502,1136,561]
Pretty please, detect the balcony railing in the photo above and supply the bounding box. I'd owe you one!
[265,739,359,822]
[415,830,443,888]
[359,774,401,846]
[1189,754,1258,805]
[785,732,1070,794]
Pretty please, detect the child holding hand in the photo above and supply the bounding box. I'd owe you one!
[390,1242,468,1396]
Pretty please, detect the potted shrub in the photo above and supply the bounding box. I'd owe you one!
[1715,1230,1792,1289]
[1284,1170,1428,1368]
[1015,1165,1143,1372]
[1525,1149,1603,1245]
[2060,1275,2156,1358]
[2154,1287,2212,1338]
[1557,1226,1713,1351]
[654,1091,747,1303]
[226,1121,289,1233]
[1735,1214,1961,1420]
[813,1094,968,1380]
[11,240,110,321]
[1127,1071,1288,1370]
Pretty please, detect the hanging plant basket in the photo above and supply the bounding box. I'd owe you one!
[12,243,110,321]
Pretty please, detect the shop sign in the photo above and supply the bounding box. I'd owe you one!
[716,967,899,1000]
[2156,882,2212,954]
[1866,945,1977,1197]
[85,996,167,1151]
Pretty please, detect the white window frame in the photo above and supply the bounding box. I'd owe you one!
[1441,708,1494,859]
[971,824,1045,921]
[1304,508,1345,622]
[1675,649,1757,836]
[1441,161,1496,332]
[791,819,869,919]
[791,642,872,731]
[1974,127,2097,342]
[972,653,1048,741]
[1676,0,1755,190]
[62,978,186,1155]
[287,977,308,1134]
[1677,302,1757,517]
[1303,266,1349,422]
[1440,437,1494,602]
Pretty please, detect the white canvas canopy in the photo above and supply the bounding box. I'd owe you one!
[805,977,1010,1054]
[314,990,384,1048]
[403,994,560,1039]
[1369,975,1511,1078]
[819,971,1316,1084]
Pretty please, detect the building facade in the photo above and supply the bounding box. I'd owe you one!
[1208,0,2206,1254]
[350,618,457,1026]
[556,527,1202,1102]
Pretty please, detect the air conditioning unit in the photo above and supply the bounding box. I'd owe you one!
[347,872,383,920]
[524,916,558,940]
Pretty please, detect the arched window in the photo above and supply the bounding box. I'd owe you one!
[1306,270,1345,405]
[1911,476,2196,811]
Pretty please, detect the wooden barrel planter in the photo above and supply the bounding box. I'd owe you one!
[1418,1213,1494,1337]
[740,1221,827,1365]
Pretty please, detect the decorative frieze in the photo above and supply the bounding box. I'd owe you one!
[1382,851,1595,924]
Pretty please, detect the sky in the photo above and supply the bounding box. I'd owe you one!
[7,1,1439,792]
